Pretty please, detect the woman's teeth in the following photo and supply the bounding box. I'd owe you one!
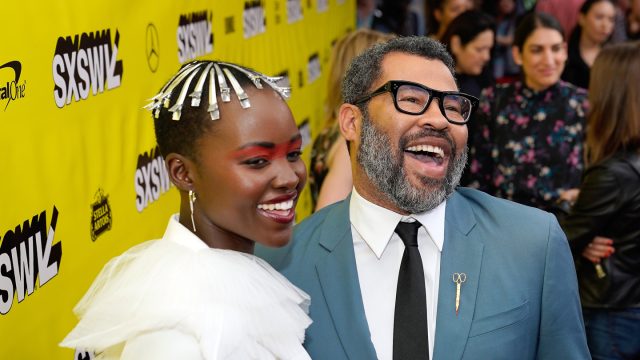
[257,200,294,211]
[405,144,445,158]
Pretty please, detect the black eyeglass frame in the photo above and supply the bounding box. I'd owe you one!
[352,80,479,125]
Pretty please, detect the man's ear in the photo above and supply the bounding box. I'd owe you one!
[338,103,361,142]
[165,153,195,192]
[511,46,523,66]
[450,35,462,56]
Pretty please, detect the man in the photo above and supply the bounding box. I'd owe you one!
[257,36,589,359]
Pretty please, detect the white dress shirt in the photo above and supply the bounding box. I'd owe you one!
[350,188,445,360]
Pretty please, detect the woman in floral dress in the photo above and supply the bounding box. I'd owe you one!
[465,12,588,213]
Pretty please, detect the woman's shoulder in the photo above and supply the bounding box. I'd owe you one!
[62,243,311,359]
[590,152,640,179]
[483,81,517,97]
[557,80,588,96]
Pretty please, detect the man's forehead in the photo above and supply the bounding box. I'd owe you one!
[377,52,457,90]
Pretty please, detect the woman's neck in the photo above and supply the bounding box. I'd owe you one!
[179,200,254,253]
[579,32,602,67]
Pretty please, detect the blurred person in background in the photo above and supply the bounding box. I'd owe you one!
[562,0,616,89]
[466,12,588,216]
[357,0,377,29]
[536,0,586,39]
[491,0,525,83]
[627,0,640,38]
[426,0,474,40]
[561,41,640,360]
[310,29,394,211]
[441,10,495,98]
[371,0,421,36]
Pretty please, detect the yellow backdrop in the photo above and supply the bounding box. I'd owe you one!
[0,0,354,358]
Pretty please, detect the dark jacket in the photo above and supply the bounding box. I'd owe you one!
[562,151,640,308]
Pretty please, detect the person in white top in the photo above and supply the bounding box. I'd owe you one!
[60,60,312,359]
[257,36,590,359]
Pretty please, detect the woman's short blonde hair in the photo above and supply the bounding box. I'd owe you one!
[325,29,395,125]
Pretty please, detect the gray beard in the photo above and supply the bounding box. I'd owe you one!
[356,113,467,213]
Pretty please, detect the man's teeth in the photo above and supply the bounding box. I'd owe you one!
[405,144,445,158]
[257,200,294,211]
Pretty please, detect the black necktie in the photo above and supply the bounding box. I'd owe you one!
[393,220,429,360]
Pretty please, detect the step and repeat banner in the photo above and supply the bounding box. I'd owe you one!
[0,1,354,358]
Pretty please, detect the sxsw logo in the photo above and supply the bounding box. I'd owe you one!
[244,0,266,39]
[135,146,173,212]
[52,29,123,108]
[0,207,62,315]
[177,10,214,64]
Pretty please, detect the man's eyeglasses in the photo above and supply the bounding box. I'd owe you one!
[352,80,479,125]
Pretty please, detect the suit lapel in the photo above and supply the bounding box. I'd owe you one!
[433,191,484,360]
[315,199,378,360]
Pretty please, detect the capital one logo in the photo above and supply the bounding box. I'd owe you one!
[0,61,26,111]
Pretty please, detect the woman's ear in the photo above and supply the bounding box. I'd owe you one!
[165,153,195,192]
[450,35,462,56]
[578,13,586,29]
[511,45,523,66]
[434,8,443,24]
[338,103,361,142]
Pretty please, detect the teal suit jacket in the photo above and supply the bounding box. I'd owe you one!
[257,188,590,359]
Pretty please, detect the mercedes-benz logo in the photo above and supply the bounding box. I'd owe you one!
[146,23,160,72]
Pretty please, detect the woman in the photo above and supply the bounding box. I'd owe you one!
[466,12,588,214]
[562,0,616,89]
[440,9,495,98]
[491,0,523,83]
[309,29,393,211]
[562,42,640,360]
[61,61,311,359]
[426,0,473,40]
[370,0,420,36]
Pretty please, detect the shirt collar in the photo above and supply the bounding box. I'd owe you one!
[520,80,560,99]
[163,214,209,251]
[350,188,446,259]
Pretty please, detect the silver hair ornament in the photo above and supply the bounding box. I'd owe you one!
[144,61,290,121]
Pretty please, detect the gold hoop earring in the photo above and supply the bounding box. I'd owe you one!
[189,190,197,232]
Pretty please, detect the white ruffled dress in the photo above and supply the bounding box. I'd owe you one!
[61,215,311,360]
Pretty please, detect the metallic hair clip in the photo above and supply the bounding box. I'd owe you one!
[221,62,263,89]
[263,75,291,99]
[144,60,291,121]
[143,63,199,117]
[222,67,250,109]
[161,64,201,109]
[213,63,231,102]
[168,66,200,120]
[207,65,220,120]
[189,62,214,107]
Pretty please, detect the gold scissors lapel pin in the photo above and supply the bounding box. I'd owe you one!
[453,272,467,316]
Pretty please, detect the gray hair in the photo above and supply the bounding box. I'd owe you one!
[341,36,455,108]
